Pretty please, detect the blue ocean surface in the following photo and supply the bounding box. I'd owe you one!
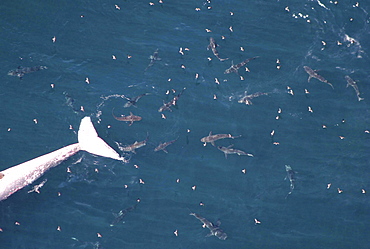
[1,0,370,248]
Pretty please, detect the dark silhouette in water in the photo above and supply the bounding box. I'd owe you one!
[8,66,47,79]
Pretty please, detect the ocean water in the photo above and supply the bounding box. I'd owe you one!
[0,0,370,248]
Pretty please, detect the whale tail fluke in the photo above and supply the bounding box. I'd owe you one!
[78,117,123,161]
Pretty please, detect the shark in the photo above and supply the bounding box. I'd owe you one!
[27,179,48,194]
[190,212,227,240]
[8,66,47,79]
[154,138,177,153]
[238,92,269,105]
[200,132,240,146]
[224,57,259,75]
[158,88,186,112]
[217,145,253,158]
[345,75,364,101]
[0,117,123,201]
[117,134,149,154]
[110,203,138,226]
[303,66,334,89]
[158,100,173,113]
[112,110,142,126]
[145,49,161,71]
[285,165,296,198]
[207,37,228,61]
[123,93,151,108]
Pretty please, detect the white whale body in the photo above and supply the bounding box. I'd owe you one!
[0,117,123,201]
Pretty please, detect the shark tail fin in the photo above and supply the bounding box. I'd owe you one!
[78,117,123,161]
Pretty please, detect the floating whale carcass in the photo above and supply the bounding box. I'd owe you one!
[0,117,124,201]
